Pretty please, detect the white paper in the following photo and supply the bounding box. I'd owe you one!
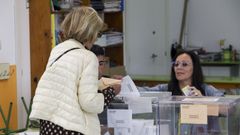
[181,85,191,96]
[132,120,145,135]
[125,97,152,114]
[107,109,132,128]
[119,75,140,97]
[159,124,170,135]
[132,119,154,135]
[143,125,157,135]
[104,131,110,135]
[114,127,131,135]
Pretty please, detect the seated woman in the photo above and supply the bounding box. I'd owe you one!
[138,50,224,97]
[138,50,224,134]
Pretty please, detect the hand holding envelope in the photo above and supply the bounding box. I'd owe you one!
[98,77,122,91]
[181,85,203,96]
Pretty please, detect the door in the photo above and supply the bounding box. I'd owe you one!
[29,0,52,97]
[124,0,169,76]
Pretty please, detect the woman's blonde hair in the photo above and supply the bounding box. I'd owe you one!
[61,6,104,44]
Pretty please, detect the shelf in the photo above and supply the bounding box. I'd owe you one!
[97,10,123,14]
[51,10,70,14]
[100,42,123,48]
[201,61,240,66]
[201,61,240,77]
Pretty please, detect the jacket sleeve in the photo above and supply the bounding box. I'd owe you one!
[204,84,224,96]
[78,52,104,113]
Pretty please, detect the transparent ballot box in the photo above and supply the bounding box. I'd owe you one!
[157,96,240,135]
[99,96,162,135]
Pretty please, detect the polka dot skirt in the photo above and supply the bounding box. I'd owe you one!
[40,120,83,135]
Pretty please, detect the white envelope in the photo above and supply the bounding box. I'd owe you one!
[119,75,140,97]
[107,109,132,128]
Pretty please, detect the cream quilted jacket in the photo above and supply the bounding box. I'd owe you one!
[30,39,104,135]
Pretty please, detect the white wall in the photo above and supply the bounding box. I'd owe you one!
[0,0,16,63]
[187,0,240,51]
[0,0,31,128]
[186,0,240,76]
[168,0,184,44]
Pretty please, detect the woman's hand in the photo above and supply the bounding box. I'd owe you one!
[189,86,203,96]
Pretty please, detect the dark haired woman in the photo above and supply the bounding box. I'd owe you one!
[138,50,223,96]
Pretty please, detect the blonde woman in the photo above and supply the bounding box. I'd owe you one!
[30,7,105,135]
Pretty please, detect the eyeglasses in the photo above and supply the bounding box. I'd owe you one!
[172,61,192,67]
[99,60,108,66]
[97,32,103,38]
